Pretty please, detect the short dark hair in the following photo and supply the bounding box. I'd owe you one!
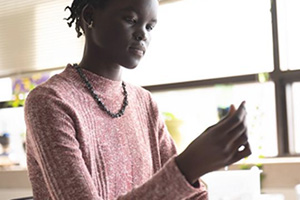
[64,0,108,38]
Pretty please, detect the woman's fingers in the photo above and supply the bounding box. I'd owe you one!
[224,119,247,145]
[214,102,249,166]
[228,142,252,165]
[215,102,247,135]
[176,101,251,182]
[225,102,246,131]
[228,129,248,152]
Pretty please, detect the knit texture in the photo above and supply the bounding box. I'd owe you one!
[25,64,208,200]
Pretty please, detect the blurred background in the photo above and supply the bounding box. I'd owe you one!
[0,0,300,199]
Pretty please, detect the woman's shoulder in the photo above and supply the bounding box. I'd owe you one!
[26,68,80,104]
[29,75,65,96]
[126,82,153,101]
[126,82,159,112]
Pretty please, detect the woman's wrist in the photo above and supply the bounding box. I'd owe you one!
[175,153,195,185]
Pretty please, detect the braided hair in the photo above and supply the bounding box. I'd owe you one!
[64,0,108,38]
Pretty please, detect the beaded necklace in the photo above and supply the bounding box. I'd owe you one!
[73,64,128,118]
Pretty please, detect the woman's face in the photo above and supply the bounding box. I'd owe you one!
[86,0,159,69]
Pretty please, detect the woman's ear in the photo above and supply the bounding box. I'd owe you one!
[81,4,95,32]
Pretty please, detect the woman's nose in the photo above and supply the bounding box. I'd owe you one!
[133,30,146,41]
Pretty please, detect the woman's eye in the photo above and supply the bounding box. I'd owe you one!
[146,24,155,31]
[125,17,137,24]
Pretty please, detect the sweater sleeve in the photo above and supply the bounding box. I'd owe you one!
[25,87,207,200]
[25,88,101,200]
[157,120,208,200]
[153,99,208,200]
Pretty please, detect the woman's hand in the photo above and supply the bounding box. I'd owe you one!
[175,102,251,185]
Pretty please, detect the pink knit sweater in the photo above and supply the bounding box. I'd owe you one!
[25,64,208,200]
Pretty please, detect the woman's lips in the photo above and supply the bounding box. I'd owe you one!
[129,46,145,57]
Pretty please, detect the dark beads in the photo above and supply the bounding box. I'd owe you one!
[73,64,128,118]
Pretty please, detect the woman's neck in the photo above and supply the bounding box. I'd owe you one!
[78,47,122,81]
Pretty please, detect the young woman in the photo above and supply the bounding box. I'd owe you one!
[25,0,251,199]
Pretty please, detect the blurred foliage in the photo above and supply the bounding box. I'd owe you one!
[163,112,183,147]
[258,72,270,83]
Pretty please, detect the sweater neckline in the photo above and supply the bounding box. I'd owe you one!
[63,64,124,99]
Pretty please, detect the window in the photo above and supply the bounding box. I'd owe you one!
[0,0,83,77]
[0,78,12,102]
[290,82,300,154]
[152,82,277,158]
[123,0,283,159]
[0,0,299,161]
[0,107,26,167]
[277,0,300,70]
[123,0,273,86]
[35,0,85,70]
[139,0,300,159]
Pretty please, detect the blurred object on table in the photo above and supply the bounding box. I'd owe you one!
[202,167,261,200]
[258,194,284,200]
[296,184,300,200]
[217,106,230,120]
[0,133,10,155]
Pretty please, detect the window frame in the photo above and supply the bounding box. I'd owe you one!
[144,0,300,157]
